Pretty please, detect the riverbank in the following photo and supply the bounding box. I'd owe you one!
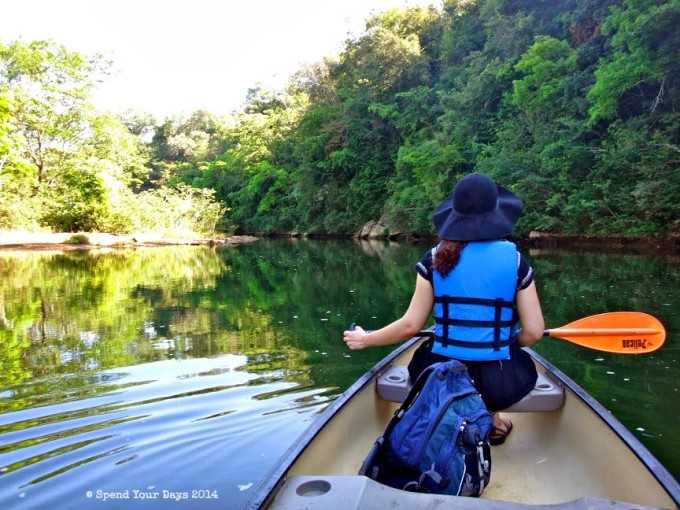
[0,231,259,251]
[351,217,680,254]
[351,229,680,255]
[2,230,679,255]
[521,231,680,255]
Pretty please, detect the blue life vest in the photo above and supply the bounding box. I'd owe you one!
[431,241,518,361]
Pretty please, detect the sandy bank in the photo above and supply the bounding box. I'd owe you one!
[0,231,259,251]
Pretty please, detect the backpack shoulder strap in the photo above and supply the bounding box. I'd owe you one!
[401,361,439,411]
[358,362,439,478]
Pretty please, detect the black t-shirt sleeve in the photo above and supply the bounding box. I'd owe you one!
[517,253,535,290]
[414,248,434,282]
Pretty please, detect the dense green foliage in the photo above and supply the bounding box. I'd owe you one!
[2,0,679,236]
[174,0,680,236]
[0,41,224,235]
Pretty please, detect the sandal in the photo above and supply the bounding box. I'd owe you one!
[489,418,513,445]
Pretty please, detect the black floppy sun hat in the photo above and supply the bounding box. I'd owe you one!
[433,173,523,241]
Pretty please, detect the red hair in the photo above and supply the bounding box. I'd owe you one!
[433,240,468,278]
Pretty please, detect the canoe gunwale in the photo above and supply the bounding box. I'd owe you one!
[243,337,680,509]
[526,349,680,508]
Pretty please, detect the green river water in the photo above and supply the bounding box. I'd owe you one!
[0,239,677,509]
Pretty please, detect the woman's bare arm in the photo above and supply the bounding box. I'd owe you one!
[343,274,434,350]
[515,280,545,346]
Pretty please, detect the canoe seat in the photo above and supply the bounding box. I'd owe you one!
[376,364,565,412]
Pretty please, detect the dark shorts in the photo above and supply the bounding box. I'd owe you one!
[407,338,538,412]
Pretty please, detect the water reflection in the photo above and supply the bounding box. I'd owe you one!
[1,248,229,411]
[0,240,678,509]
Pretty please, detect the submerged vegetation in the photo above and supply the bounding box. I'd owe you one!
[1,0,679,237]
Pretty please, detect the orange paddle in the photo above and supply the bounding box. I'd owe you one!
[399,311,666,354]
[544,312,666,354]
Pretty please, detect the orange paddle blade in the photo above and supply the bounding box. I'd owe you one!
[545,312,666,354]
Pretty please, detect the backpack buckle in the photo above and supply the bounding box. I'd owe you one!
[418,465,448,492]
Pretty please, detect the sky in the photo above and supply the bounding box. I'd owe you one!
[4,0,439,119]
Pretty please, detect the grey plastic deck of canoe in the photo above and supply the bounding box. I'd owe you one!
[271,475,665,510]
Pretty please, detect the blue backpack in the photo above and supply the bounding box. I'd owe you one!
[360,359,493,497]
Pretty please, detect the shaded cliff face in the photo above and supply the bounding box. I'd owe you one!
[525,232,680,255]
[352,221,680,255]
[350,226,680,256]
[358,218,391,239]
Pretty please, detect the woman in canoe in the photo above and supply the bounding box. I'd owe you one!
[343,172,545,445]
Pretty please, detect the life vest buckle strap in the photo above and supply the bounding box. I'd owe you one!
[434,335,515,350]
[434,295,514,308]
[434,317,515,328]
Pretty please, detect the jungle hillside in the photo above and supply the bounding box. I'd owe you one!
[1,0,679,239]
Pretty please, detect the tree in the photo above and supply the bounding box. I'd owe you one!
[0,92,37,228]
[0,40,171,232]
[0,40,109,189]
[146,110,233,188]
[588,0,680,124]
[512,36,576,117]
[41,113,150,231]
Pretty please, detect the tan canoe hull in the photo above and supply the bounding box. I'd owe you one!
[247,338,680,509]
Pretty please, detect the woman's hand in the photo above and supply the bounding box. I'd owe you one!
[342,274,433,351]
[343,326,370,350]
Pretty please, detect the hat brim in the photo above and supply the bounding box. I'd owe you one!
[433,185,523,241]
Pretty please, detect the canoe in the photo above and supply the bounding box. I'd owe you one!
[244,335,680,509]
